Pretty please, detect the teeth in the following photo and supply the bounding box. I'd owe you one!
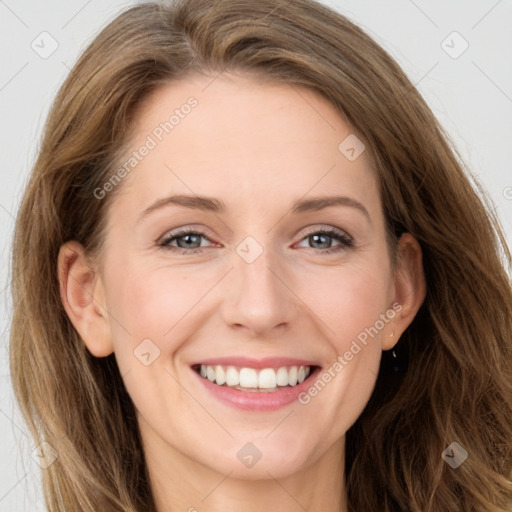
[258,368,277,389]
[225,366,239,386]
[197,364,313,390]
[288,366,298,386]
[206,366,216,382]
[239,368,258,388]
[276,367,289,386]
[215,365,226,385]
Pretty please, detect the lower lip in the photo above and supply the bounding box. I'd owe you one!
[192,367,321,411]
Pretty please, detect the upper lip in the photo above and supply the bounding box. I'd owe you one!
[191,356,320,369]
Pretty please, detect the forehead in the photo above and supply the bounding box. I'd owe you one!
[109,72,379,221]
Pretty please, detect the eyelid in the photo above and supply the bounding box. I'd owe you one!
[156,224,214,244]
[298,224,353,242]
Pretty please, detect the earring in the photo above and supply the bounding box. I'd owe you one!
[389,331,400,372]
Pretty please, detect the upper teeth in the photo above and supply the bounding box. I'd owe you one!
[199,364,311,389]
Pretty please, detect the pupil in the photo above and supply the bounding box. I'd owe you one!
[179,234,199,248]
[311,233,330,249]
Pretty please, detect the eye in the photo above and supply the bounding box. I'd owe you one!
[157,228,214,254]
[157,226,353,255]
[296,227,353,254]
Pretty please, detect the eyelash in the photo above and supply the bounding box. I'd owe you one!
[157,227,354,255]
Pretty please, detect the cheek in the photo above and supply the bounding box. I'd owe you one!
[103,264,208,412]
[103,260,223,365]
[121,271,193,332]
[296,260,391,420]
[304,259,392,346]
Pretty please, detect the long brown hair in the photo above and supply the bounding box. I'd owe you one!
[9,0,512,510]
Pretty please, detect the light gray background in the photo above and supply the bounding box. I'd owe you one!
[1,0,511,510]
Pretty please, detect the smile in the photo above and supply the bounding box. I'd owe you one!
[193,364,315,392]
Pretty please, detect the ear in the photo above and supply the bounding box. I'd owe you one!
[382,233,426,350]
[57,240,114,357]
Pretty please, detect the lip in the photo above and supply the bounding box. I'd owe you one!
[191,356,319,369]
[190,360,322,412]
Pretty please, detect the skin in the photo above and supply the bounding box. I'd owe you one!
[58,71,426,512]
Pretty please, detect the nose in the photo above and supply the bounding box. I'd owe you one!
[220,241,297,337]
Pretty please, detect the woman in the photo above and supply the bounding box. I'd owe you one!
[9,0,512,510]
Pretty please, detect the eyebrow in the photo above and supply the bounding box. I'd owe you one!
[137,194,371,224]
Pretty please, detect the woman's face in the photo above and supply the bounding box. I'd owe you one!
[62,72,423,481]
